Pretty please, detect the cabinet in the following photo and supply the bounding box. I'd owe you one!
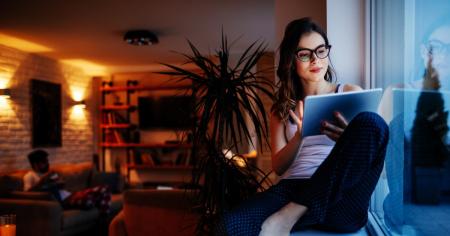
[99,79,193,186]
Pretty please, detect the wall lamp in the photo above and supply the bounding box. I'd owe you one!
[73,100,86,108]
[0,88,11,98]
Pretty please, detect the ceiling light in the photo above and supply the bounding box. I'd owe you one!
[124,30,158,46]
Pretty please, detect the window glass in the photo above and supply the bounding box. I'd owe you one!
[370,0,450,235]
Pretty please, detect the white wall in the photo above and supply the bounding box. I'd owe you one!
[327,0,367,87]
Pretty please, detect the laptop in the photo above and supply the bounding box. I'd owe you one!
[302,88,383,137]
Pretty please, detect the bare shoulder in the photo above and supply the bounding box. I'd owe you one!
[270,111,283,126]
[343,84,363,92]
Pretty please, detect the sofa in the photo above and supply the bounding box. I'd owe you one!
[0,162,124,236]
[109,189,199,236]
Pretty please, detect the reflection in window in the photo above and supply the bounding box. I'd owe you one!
[370,0,450,235]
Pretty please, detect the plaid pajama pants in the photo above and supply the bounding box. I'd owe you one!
[217,112,389,235]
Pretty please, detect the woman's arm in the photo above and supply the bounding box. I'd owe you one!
[271,101,304,176]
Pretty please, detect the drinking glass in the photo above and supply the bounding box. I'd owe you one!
[0,214,16,236]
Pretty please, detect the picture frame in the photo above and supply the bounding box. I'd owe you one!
[31,79,62,147]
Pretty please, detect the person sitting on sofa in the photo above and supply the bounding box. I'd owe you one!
[23,149,112,215]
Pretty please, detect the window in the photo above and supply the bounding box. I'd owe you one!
[368,0,450,235]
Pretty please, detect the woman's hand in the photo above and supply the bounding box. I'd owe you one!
[289,100,304,137]
[321,111,348,141]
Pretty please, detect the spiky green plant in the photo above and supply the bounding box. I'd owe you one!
[159,33,274,234]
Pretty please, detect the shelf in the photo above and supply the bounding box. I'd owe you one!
[128,164,193,170]
[101,142,192,148]
[100,85,191,92]
[100,79,194,186]
[100,105,135,110]
[100,124,132,129]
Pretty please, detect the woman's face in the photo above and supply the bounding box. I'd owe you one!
[295,32,329,83]
[422,25,450,81]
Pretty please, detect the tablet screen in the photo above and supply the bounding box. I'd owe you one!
[302,88,383,137]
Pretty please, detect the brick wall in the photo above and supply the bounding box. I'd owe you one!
[0,44,94,172]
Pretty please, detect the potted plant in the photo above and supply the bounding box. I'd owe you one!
[159,33,274,233]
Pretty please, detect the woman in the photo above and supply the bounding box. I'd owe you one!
[218,17,389,236]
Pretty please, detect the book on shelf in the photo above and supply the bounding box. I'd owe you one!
[102,111,129,143]
[140,152,155,166]
[151,154,162,165]
[175,150,191,166]
[132,150,142,165]
[113,130,123,143]
[103,128,117,143]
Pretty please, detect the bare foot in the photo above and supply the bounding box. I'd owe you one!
[259,202,307,236]
[259,211,292,236]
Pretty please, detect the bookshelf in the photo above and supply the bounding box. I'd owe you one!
[100,79,193,185]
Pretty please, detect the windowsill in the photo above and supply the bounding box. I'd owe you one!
[367,212,387,236]
[290,226,368,236]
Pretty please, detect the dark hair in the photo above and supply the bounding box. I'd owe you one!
[27,149,48,165]
[272,17,336,121]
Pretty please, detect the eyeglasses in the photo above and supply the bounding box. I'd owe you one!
[295,44,331,62]
[426,40,450,56]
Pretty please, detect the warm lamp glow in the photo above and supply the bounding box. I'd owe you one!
[243,149,258,158]
[70,100,87,121]
[73,100,86,109]
[0,224,16,236]
[62,59,108,76]
[0,96,10,107]
[0,72,11,89]
[0,33,53,53]
[70,87,85,102]
[72,104,85,114]
[0,99,14,117]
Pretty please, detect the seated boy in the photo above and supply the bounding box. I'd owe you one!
[23,149,111,215]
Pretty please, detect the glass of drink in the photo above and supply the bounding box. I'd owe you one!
[0,214,16,236]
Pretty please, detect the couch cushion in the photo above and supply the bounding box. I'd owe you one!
[8,191,56,201]
[62,208,99,230]
[53,162,93,193]
[0,162,94,194]
[0,175,24,195]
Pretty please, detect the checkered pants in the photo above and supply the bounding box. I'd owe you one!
[217,112,389,235]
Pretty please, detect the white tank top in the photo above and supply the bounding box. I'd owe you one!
[281,84,344,179]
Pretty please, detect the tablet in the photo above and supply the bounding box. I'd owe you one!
[302,88,383,137]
